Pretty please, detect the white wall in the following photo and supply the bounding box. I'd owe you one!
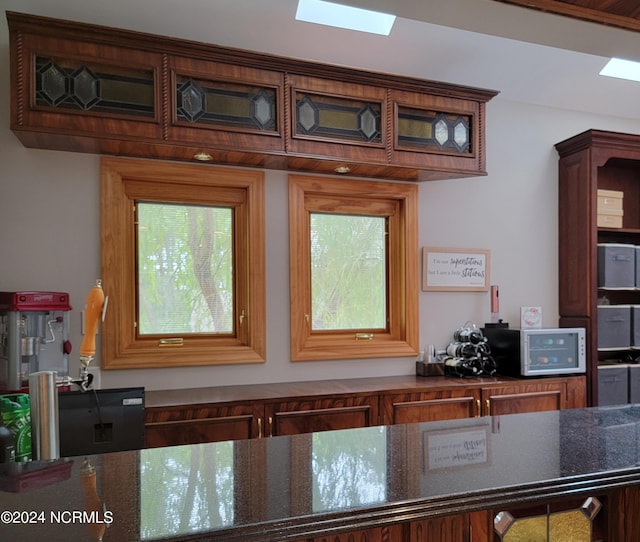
[2,19,640,391]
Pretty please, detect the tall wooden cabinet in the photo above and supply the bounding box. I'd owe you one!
[556,129,640,405]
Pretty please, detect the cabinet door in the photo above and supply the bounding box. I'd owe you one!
[167,55,284,153]
[390,89,486,179]
[380,389,479,425]
[481,381,566,417]
[11,32,163,147]
[145,403,261,447]
[492,497,607,542]
[287,74,388,164]
[266,395,379,437]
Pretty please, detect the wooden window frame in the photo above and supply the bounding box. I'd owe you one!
[101,157,265,369]
[289,174,419,361]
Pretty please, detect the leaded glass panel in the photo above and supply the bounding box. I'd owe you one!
[71,67,100,108]
[294,92,382,144]
[397,106,471,153]
[175,76,277,131]
[35,56,154,116]
[495,498,601,542]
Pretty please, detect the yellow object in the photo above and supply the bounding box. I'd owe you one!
[597,189,624,228]
[597,209,623,228]
[80,280,105,359]
[597,188,624,211]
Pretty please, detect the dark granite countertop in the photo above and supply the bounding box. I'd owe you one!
[2,405,640,541]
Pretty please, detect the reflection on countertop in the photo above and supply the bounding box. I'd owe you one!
[3,405,640,541]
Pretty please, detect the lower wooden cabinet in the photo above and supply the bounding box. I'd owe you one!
[380,377,585,426]
[146,395,379,447]
[145,376,586,447]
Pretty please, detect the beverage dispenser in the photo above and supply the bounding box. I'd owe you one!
[0,292,72,392]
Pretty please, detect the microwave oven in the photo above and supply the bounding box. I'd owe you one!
[481,327,586,377]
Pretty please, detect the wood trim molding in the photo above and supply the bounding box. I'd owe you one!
[495,0,640,33]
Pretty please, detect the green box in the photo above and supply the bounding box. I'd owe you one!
[0,394,31,462]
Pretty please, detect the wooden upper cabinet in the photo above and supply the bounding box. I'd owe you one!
[167,55,284,153]
[287,74,388,164]
[390,89,487,181]
[7,11,498,182]
[9,29,164,149]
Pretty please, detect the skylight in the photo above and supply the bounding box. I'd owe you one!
[600,58,640,83]
[295,0,396,36]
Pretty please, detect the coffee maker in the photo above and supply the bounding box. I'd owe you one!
[0,292,72,392]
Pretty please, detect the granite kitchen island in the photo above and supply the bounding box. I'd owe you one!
[2,405,640,541]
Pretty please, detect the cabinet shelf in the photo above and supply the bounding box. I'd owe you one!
[598,287,640,291]
[599,227,640,235]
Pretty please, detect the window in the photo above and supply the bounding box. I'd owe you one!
[101,157,265,368]
[289,174,419,361]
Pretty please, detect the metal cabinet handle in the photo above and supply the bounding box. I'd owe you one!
[476,399,481,417]
[257,417,263,439]
[268,416,273,437]
[485,399,491,416]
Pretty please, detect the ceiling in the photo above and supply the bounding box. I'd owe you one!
[5,0,640,120]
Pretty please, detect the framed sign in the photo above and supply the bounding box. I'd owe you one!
[422,247,490,291]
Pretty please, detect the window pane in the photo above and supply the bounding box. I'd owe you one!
[140,443,234,539]
[137,202,233,335]
[310,213,386,330]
